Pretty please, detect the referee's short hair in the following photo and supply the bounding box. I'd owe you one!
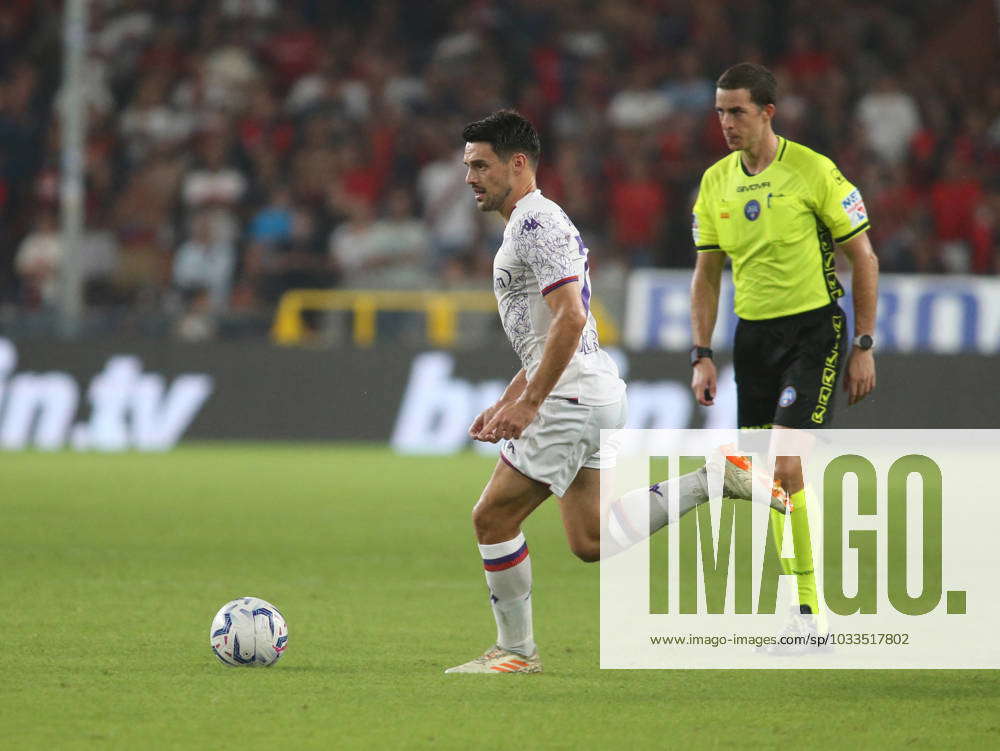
[462,110,541,166]
[717,63,777,108]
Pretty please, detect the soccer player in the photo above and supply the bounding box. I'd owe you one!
[444,110,629,674]
[689,63,879,642]
[446,110,784,675]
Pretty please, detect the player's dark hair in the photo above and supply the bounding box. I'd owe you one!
[462,109,541,166]
[716,63,777,108]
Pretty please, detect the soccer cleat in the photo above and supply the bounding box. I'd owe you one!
[757,606,833,656]
[444,645,542,674]
[719,449,792,513]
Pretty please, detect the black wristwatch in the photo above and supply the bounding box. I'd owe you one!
[690,345,713,366]
[852,334,874,351]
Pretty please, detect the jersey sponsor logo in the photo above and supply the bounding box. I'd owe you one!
[743,199,761,221]
[841,189,867,228]
[579,328,599,355]
[736,181,770,192]
[494,267,512,291]
[521,217,542,232]
[778,386,797,408]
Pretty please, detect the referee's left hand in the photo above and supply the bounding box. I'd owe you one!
[844,349,876,406]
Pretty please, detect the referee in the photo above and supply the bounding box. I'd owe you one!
[689,63,878,635]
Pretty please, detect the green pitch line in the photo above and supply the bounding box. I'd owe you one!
[2,445,999,750]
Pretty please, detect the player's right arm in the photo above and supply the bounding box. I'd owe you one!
[807,152,878,407]
[690,251,724,406]
[469,369,527,441]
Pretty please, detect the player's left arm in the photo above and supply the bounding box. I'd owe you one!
[838,231,879,405]
[481,282,586,440]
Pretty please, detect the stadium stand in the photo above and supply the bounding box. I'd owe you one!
[0,0,996,339]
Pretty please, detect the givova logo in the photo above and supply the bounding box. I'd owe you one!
[0,338,212,451]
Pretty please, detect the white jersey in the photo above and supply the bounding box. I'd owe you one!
[493,190,625,406]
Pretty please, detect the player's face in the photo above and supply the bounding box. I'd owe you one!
[463,142,513,213]
[715,88,772,152]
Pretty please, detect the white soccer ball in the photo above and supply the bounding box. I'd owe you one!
[210,597,288,667]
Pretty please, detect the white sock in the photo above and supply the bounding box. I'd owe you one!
[605,467,709,554]
[479,532,535,657]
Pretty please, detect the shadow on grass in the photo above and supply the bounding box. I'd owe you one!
[201,663,353,674]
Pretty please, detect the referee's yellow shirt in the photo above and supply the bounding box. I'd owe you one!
[692,136,871,321]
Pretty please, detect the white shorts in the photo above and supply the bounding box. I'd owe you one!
[500,394,628,497]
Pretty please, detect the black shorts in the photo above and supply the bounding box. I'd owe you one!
[733,303,847,429]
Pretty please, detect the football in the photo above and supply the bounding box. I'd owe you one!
[210,597,288,667]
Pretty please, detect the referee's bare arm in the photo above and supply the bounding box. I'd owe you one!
[690,251,726,406]
[839,232,879,405]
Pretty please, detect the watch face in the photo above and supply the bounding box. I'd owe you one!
[857,335,873,350]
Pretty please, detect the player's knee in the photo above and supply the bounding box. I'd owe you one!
[772,457,804,494]
[773,457,796,478]
[472,499,509,541]
[569,537,601,563]
[471,500,490,538]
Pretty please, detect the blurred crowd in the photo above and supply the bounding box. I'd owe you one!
[0,0,997,337]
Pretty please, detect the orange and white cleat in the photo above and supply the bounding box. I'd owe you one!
[720,450,793,513]
[444,645,543,674]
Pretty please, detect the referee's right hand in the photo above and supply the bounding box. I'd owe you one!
[691,360,717,406]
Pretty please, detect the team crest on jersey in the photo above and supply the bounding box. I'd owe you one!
[779,386,797,408]
[744,199,761,221]
[841,189,867,227]
[494,268,512,291]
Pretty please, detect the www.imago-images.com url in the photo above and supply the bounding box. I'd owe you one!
[648,633,912,648]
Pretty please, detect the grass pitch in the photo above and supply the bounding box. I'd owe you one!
[3,445,999,750]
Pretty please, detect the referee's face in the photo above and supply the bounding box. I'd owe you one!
[715,88,772,153]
